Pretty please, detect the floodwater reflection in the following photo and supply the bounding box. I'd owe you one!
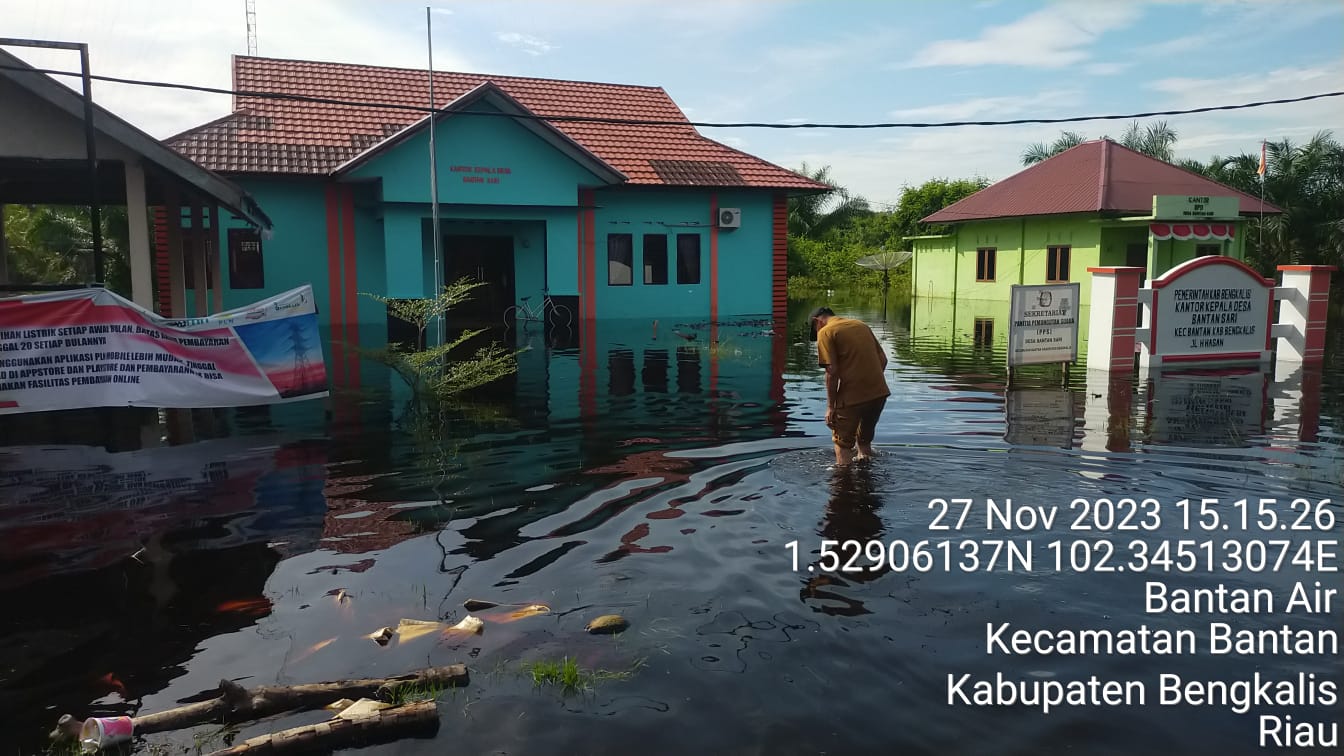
[0,300,1339,754]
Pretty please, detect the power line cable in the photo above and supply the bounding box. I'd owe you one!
[2,61,1341,130]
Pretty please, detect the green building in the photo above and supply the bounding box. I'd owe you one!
[909,139,1280,308]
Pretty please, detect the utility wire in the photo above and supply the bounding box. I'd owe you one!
[2,62,1342,130]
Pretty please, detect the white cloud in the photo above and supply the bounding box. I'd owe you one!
[1083,62,1132,76]
[495,32,555,56]
[1148,63,1342,105]
[906,2,1142,69]
[1135,33,1210,58]
[1,0,476,140]
[1144,59,1344,161]
[889,89,1084,121]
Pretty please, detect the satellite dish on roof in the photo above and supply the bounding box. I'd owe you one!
[855,249,913,271]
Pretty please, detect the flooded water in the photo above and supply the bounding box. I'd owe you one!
[2,293,1341,755]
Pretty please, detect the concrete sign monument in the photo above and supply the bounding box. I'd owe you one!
[1086,261,1335,374]
[1142,256,1275,368]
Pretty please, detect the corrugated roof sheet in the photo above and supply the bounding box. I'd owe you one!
[923,139,1282,224]
[165,56,826,191]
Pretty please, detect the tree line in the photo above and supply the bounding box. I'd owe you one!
[789,124,1343,290]
[4,124,1340,297]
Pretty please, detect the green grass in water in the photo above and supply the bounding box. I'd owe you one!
[386,680,449,706]
[523,656,643,694]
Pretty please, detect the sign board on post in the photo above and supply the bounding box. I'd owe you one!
[1008,283,1080,367]
[0,284,329,414]
[1152,195,1240,220]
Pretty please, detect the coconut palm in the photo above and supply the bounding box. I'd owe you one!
[1196,131,1344,270]
[1119,121,1178,162]
[787,163,870,239]
[2,204,130,293]
[1021,131,1086,165]
[1021,121,1179,165]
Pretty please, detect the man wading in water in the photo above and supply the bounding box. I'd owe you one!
[810,306,890,466]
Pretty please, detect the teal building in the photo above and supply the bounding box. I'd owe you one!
[165,56,823,377]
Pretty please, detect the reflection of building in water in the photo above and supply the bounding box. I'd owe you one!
[906,295,1095,365]
[0,434,329,587]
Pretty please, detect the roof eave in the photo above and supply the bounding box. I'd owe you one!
[0,49,271,230]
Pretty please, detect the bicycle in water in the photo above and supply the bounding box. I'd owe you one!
[503,290,573,330]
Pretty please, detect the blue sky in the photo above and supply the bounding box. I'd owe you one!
[7,0,1342,208]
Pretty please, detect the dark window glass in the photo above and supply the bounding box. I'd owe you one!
[228,228,265,289]
[974,317,994,346]
[608,348,635,396]
[976,247,996,282]
[643,235,668,285]
[1047,245,1070,283]
[676,346,701,393]
[1195,244,1222,257]
[676,234,701,285]
[643,349,669,393]
[608,234,633,286]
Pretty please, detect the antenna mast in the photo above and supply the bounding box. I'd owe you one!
[245,0,258,55]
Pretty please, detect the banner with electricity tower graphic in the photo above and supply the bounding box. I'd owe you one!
[0,285,328,414]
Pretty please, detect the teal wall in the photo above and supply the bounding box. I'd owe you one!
[348,101,608,206]
[591,188,775,319]
[214,176,330,314]
[217,109,783,328]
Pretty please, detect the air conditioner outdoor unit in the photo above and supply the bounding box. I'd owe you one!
[717,207,741,229]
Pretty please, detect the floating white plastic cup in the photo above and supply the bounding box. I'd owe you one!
[79,716,134,752]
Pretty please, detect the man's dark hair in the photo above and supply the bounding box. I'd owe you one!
[808,306,835,341]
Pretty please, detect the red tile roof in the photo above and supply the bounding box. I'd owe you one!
[922,139,1282,224]
[166,56,827,191]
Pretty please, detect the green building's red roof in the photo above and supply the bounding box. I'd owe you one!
[922,139,1281,224]
[166,55,826,191]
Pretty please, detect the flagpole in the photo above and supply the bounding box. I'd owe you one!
[426,6,444,348]
[1257,139,1265,259]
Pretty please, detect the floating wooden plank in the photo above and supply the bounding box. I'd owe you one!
[200,700,439,756]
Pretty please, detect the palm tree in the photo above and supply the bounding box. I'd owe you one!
[1195,131,1344,270]
[1021,131,1086,165]
[1020,121,1179,165]
[787,163,870,239]
[2,204,130,293]
[1119,121,1178,162]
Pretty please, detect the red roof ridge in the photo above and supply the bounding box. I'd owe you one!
[233,54,671,94]
[921,138,1282,224]
[1091,133,1279,212]
[1096,138,1111,210]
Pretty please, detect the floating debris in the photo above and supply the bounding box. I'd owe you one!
[496,605,551,622]
[291,637,337,664]
[395,618,443,642]
[446,615,484,635]
[368,627,395,645]
[334,698,392,721]
[215,598,271,616]
[585,614,629,635]
[462,599,499,611]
